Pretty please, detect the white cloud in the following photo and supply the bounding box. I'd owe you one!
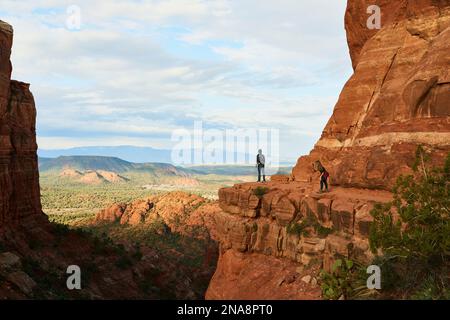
[2,0,352,160]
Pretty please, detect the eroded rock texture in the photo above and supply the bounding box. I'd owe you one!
[96,192,206,229]
[207,0,450,300]
[0,21,44,227]
[293,0,450,189]
[206,182,391,300]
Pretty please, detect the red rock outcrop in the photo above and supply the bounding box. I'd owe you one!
[206,182,392,299]
[293,0,450,189]
[207,249,322,300]
[206,0,450,300]
[0,21,45,227]
[96,191,210,234]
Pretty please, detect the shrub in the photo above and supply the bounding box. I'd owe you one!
[253,187,269,199]
[53,223,70,237]
[287,220,309,237]
[321,259,355,300]
[410,275,450,300]
[369,148,450,299]
[320,259,376,300]
[115,255,133,270]
[133,242,143,261]
[316,224,333,238]
[287,213,333,238]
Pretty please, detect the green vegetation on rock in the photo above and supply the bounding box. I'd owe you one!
[368,148,450,299]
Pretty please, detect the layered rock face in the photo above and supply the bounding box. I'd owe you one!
[206,182,391,299]
[293,0,450,189]
[96,192,208,232]
[207,0,450,299]
[0,21,44,227]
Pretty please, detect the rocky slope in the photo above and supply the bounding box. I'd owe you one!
[206,0,450,300]
[96,191,211,233]
[92,192,219,299]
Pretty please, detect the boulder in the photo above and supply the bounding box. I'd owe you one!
[354,203,374,238]
[96,203,126,223]
[270,175,291,183]
[330,198,355,234]
[6,271,36,295]
[0,252,21,270]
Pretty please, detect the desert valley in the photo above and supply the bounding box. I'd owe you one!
[0,0,449,301]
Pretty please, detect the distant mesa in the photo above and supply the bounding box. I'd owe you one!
[59,168,83,178]
[38,145,173,164]
[39,155,135,173]
[59,168,129,185]
[43,156,204,186]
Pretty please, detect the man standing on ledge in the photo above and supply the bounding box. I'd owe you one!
[256,149,266,183]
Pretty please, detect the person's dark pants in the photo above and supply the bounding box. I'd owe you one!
[320,176,328,191]
[258,165,266,182]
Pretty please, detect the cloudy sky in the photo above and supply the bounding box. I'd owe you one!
[2,0,352,162]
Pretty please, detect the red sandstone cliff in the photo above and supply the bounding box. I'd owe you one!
[0,21,45,227]
[293,0,450,189]
[206,0,450,300]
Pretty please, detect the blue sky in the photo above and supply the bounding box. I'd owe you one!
[2,0,352,162]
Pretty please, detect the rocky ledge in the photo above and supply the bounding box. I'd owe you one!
[205,181,392,299]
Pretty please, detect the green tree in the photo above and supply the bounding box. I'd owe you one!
[369,148,450,299]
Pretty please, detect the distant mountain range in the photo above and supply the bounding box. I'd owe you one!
[38,146,172,164]
[38,156,192,176]
[38,145,296,166]
[38,156,292,176]
[187,165,291,176]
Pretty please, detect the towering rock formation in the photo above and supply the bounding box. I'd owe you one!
[0,21,45,227]
[206,0,450,299]
[0,23,216,298]
[293,0,450,189]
